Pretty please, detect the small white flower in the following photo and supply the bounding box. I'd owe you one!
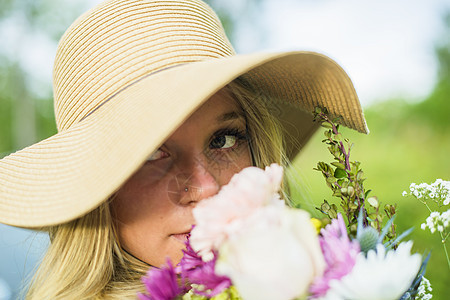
[421,223,427,230]
[442,210,450,227]
[430,212,439,218]
[402,191,408,197]
[421,210,450,235]
[323,242,421,300]
[444,198,450,206]
[416,277,433,300]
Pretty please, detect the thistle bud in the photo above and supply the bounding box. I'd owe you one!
[357,226,379,254]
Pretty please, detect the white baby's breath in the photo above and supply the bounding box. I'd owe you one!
[416,277,433,300]
[421,210,450,234]
[404,179,450,204]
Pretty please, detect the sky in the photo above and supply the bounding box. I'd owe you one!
[235,0,449,104]
[0,0,449,298]
[1,0,448,106]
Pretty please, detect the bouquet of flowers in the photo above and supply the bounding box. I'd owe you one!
[139,108,437,300]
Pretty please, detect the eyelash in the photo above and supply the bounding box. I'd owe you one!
[146,127,248,162]
[209,128,248,151]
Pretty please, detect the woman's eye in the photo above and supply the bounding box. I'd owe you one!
[146,149,169,161]
[209,128,247,150]
[210,135,237,149]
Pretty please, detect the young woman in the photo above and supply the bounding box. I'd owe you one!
[0,0,368,299]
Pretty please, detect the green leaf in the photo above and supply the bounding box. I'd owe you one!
[332,117,342,123]
[321,201,331,212]
[334,133,343,141]
[356,170,364,181]
[328,208,338,219]
[384,204,396,216]
[331,161,346,169]
[326,176,336,184]
[334,168,347,178]
[332,190,343,197]
[321,122,333,129]
[349,202,358,210]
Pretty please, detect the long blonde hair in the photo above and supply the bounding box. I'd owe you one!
[25,78,289,299]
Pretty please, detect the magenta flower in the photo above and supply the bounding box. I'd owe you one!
[139,258,186,300]
[179,238,231,297]
[310,214,360,297]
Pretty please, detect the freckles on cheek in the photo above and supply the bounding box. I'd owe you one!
[113,179,167,224]
[214,148,252,186]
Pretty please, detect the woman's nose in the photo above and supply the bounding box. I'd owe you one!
[167,158,220,205]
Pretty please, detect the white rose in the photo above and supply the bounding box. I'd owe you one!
[215,207,325,300]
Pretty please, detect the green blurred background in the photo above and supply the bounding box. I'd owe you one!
[0,0,449,299]
[292,79,450,297]
[290,10,450,298]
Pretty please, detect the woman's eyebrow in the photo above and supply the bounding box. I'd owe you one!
[216,111,245,123]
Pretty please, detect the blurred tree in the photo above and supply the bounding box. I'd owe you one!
[0,0,14,19]
[0,60,36,154]
[436,12,450,80]
[409,11,450,131]
[0,0,92,157]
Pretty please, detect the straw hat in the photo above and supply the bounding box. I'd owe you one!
[0,0,368,228]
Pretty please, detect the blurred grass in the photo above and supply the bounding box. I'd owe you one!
[290,79,450,298]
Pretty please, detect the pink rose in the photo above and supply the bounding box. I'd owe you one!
[190,164,284,259]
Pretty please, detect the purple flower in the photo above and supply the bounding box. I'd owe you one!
[179,238,231,297]
[139,259,186,300]
[310,214,360,298]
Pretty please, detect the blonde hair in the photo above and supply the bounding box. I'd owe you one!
[25,78,289,299]
[25,202,149,299]
[226,77,291,201]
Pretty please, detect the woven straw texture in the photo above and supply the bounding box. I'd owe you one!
[0,0,368,228]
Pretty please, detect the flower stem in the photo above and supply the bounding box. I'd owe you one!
[441,238,450,270]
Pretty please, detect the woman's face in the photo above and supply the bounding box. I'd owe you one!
[111,89,252,267]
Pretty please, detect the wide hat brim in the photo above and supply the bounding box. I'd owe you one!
[0,51,368,228]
